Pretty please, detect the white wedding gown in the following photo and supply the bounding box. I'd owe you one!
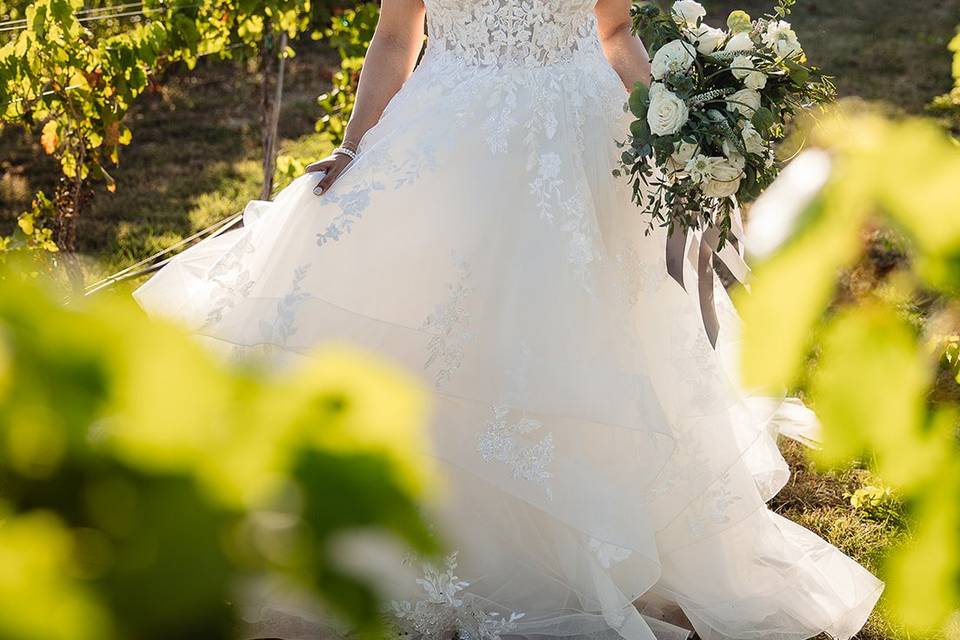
[134,2,884,639]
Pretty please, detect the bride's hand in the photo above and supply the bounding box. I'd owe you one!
[307,151,354,195]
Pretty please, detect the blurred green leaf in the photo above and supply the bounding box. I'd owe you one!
[884,479,960,633]
[740,113,960,634]
[0,265,438,640]
[809,304,928,469]
[738,178,870,390]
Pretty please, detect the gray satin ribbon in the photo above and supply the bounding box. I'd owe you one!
[698,226,722,348]
[663,208,751,349]
[665,227,687,289]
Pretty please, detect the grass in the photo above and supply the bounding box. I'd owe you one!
[2,2,960,639]
[771,441,913,640]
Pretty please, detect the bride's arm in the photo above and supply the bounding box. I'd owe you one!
[595,0,651,92]
[308,0,426,194]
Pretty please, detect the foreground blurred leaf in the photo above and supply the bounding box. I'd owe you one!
[884,479,960,632]
[0,263,437,640]
[0,509,113,640]
[809,304,928,471]
[740,112,960,634]
[738,172,870,390]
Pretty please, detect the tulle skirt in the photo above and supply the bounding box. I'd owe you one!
[134,49,883,640]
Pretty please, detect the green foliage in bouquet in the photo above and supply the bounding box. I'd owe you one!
[0,268,439,640]
[620,0,835,244]
[738,113,960,635]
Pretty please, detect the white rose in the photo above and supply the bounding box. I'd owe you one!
[727,88,762,117]
[671,0,706,27]
[763,20,802,59]
[741,122,767,155]
[727,152,747,170]
[647,83,690,136]
[686,24,726,55]
[743,69,767,90]
[730,54,767,90]
[668,140,699,172]
[724,31,754,53]
[775,36,802,60]
[703,160,744,198]
[685,154,723,184]
[650,39,696,80]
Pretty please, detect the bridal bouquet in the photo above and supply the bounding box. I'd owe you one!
[619,0,835,245]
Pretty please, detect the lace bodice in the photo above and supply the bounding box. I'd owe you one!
[423,0,603,68]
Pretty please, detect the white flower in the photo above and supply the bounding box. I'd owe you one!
[703,159,744,198]
[721,140,747,169]
[743,70,767,90]
[685,154,723,184]
[647,82,689,135]
[740,122,767,155]
[686,24,726,55]
[724,31,755,53]
[668,140,699,172]
[671,0,706,27]
[731,54,767,90]
[762,20,802,59]
[650,39,696,80]
[727,152,747,170]
[727,88,762,116]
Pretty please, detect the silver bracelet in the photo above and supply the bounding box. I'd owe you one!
[333,146,357,161]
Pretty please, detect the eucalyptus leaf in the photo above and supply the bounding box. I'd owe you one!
[788,63,810,85]
[752,107,776,133]
[630,118,651,141]
[629,86,649,118]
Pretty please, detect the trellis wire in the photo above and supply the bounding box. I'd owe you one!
[0,2,203,33]
[0,2,146,28]
[83,209,243,296]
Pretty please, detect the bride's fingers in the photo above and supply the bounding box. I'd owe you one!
[305,158,334,174]
[315,165,344,195]
[314,156,354,195]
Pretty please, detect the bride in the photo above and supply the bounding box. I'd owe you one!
[134,1,884,638]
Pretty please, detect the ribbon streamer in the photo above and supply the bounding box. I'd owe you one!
[663,207,751,348]
[665,225,688,289]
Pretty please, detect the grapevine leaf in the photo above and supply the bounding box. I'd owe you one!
[40,121,59,154]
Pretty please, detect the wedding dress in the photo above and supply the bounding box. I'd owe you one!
[133,1,884,639]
